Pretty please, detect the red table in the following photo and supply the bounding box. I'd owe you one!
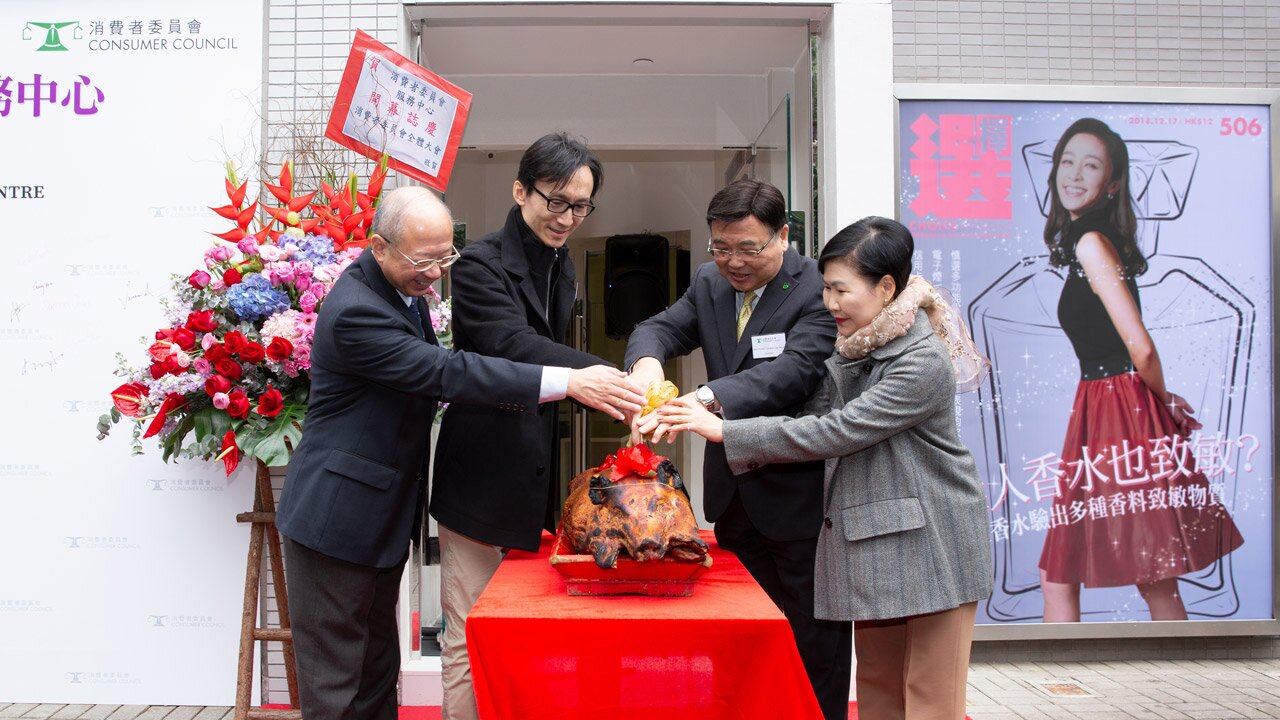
[466,531,823,720]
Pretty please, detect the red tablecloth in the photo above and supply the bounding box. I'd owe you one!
[466,531,822,720]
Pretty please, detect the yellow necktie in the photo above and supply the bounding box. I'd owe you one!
[736,290,756,341]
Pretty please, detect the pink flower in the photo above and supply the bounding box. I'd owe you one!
[258,245,284,263]
[237,238,258,255]
[201,333,218,351]
[298,292,318,313]
[264,262,295,285]
[173,351,192,368]
[210,279,226,292]
[188,270,211,289]
[295,275,312,292]
[193,358,213,375]
[212,392,230,410]
[204,245,233,265]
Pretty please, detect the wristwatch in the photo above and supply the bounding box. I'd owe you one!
[695,385,721,415]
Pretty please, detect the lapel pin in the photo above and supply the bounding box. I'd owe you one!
[782,283,790,290]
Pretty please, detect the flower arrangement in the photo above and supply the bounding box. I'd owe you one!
[99,159,451,474]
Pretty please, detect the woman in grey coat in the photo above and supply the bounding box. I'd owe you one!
[658,217,992,720]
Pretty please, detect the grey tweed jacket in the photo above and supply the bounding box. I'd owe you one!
[722,310,993,621]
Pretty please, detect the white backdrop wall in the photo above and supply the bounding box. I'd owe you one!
[0,0,264,704]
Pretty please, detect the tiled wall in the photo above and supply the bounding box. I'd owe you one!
[263,0,402,183]
[893,0,1280,86]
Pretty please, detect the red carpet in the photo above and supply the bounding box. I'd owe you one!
[270,702,968,718]
[393,704,898,719]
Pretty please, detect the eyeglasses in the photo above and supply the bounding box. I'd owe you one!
[388,242,461,273]
[530,185,596,217]
[707,234,777,260]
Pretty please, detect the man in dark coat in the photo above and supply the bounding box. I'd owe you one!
[626,179,853,720]
[430,133,638,720]
[276,186,641,720]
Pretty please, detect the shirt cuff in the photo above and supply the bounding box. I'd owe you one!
[539,366,571,403]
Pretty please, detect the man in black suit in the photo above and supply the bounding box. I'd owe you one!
[430,133,640,720]
[276,186,643,720]
[626,179,852,720]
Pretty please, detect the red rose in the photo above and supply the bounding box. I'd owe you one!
[240,342,266,364]
[110,382,149,418]
[149,363,166,380]
[171,327,196,350]
[205,375,232,396]
[205,344,231,364]
[187,270,211,289]
[223,331,247,354]
[214,358,243,381]
[226,391,251,419]
[223,267,243,286]
[256,386,284,418]
[163,357,185,376]
[186,310,218,333]
[266,337,294,361]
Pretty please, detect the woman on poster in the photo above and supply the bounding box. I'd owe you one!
[656,217,992,719]
[1037,117,1244,622]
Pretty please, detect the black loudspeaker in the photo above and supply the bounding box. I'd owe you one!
[604,234,669,339]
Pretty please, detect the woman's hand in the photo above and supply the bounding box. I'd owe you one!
[1166,392,1202,435]
[655,396,724,444]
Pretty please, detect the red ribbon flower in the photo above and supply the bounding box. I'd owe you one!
[142,393,186,439]
[226,391,251,419]
[110,382,149,418]
[256,385,284,418]
[597,444,664,481]
[266,337,294,361]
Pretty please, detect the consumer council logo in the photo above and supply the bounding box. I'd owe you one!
[23,21,82,51]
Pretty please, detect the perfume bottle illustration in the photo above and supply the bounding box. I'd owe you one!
[970,137,1254,622]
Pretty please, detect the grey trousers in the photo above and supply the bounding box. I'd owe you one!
[283,536,407,720]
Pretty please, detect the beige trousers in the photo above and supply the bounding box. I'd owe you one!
[438,524,505,720]
[852,602,978,720]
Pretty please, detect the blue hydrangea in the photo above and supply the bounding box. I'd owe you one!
[226,273,291,322]
[293,234,338,266]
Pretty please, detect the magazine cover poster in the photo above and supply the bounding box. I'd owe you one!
[898,99,1273,624]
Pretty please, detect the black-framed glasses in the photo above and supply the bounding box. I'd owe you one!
[389,242,461,273]
[707,234,777,260]
[530,185,596,217]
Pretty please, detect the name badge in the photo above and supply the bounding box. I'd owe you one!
[751,333,786,359]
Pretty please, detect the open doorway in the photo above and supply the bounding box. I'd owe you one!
[401,1,824,685]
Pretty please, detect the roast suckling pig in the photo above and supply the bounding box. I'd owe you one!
[561,445,709,569]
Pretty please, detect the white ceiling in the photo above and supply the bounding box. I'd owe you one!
[407,3,823,77]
